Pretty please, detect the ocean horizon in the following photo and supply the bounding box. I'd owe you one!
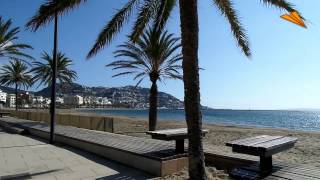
[78,108,320,132]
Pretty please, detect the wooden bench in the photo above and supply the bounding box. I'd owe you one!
[0,112,10,117]
[0,117,189,176]
[147,128,209,153]
[226,135,297,175]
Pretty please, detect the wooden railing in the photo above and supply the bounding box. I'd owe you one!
[1,109,114,133]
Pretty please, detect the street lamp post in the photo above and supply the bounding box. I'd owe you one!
[49,6,58,144]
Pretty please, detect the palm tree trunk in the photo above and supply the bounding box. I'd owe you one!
[49,6,58,144]
[149,79,158,131]
[15,84,18,111]
[179,0,206,179]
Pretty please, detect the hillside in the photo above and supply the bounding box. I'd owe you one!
[0,83,213,109]
[35,83,184,109]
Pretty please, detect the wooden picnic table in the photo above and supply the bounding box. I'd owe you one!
[146,128,209,153]
[226,135,297,175]
[0,112,10,117]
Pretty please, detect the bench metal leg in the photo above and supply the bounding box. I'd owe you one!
[175,139,184,153]
[260,156,272,175]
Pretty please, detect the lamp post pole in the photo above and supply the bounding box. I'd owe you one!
[50,4,58,144]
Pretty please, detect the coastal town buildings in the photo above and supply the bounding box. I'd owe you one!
[0,90,7,104]
[0,84,183,109]
[64,95,83,106]
[6,94,16,108]
[56,97,64,104]
[0,90,7,108]
[32,96,44,108]
[96,97,112,105]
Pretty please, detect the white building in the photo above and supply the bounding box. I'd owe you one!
[0,90,7,104]
[56,97,64,104]
[33,96,44,104]
[64,95,83,106]
[6,94,16,108]
[83,96,92,105]
[96,97,112,105]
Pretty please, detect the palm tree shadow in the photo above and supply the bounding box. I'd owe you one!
[1,169,62,180]
[96,174,150,180]
[60,145,155,180]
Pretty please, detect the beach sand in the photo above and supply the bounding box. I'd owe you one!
[107,115,320,166]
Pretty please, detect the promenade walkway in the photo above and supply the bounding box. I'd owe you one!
[0,127,153,179]
[0,117,188,177]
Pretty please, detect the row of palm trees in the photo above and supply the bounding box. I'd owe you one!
[2,0,302,178]
[0,15,182,132]
[0,51,76,111]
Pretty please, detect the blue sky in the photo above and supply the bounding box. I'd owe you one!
[1,0,320,110]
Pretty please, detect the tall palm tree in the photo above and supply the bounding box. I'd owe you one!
[30,51,77,87]
[107,28,182,131]
[0,60,33,111]
[26,0,301,179]
[0,16,34,61]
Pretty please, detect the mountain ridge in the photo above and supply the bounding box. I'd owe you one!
[0,83,186,109]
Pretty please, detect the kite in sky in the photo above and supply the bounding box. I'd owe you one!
[281,11,307,28]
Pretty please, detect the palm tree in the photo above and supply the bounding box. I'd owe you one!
[0,16,33,61]
[107,28,182,131]
[26,0,301,179]
[0,60,33,111]
[30,51,77,87]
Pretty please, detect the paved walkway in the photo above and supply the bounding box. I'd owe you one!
[1,117,178,159]
[0,127,153,180]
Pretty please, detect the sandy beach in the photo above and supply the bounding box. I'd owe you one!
[101,114,320,166]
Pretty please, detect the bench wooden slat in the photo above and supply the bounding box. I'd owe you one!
[147,128,208,141]
[148,128,188,136]
[226,135,268,146]
[240,136,283,146]
[232,163,320,180]
[230,168,261,180]
[248,163,320,179]
[271,170,320,180]
[252,137,297,149]
[274,163,320,178]
[147,128,208,137]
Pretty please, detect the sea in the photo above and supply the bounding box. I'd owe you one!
[78,109,320,132]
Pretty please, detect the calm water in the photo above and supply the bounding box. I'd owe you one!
[79,109,320,132]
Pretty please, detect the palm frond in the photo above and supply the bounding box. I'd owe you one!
[108,27,182,85]
[213,0,251,57]
[152,0,176,34]
[0,59,33,89]
[130,0,158,42]
[26,0,87,31]
[87,0,139,58]
[30,51,77,87]
[0,16,33,61]
[260,0,295,12]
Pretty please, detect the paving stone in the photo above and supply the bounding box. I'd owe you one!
[91,167,118,176]
[0,124,153,179]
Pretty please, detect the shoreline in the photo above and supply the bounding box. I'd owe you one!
[7,107,320,134]
[76,108,320,134]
